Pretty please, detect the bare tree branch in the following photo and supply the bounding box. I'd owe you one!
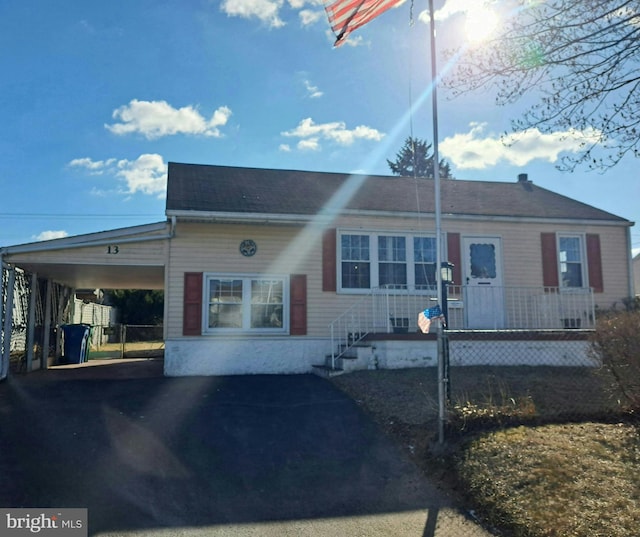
[444,0,640,170]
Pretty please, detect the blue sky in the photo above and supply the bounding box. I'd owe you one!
[1,0,638,255]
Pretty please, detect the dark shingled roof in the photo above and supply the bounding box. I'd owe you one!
[166,162,628,222]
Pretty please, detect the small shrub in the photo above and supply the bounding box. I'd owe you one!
[590,308,640,409]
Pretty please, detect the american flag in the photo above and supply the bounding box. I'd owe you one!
[323,0,406,47]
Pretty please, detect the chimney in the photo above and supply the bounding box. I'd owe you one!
[517,173,530,183]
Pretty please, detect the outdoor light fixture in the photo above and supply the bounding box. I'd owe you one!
[440,261,454,285]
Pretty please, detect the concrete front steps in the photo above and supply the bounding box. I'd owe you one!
[312,342,374,378]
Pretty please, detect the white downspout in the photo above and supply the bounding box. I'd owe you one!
[25,272,38,372]
[42,279,52,370]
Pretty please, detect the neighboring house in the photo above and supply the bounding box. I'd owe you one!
[0,163,635,377]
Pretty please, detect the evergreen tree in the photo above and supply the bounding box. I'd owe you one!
[387,137,454,178]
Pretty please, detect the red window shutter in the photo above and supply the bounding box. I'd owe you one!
[541,233,559,287]
[586,234,604,293]
[290,274,307,335]
[446,232,462,285]
[183,272,203,336]
[322,228,337,292]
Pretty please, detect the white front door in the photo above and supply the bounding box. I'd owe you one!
[462,237,505,329]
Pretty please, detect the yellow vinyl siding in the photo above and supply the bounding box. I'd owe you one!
[166,216,631,339]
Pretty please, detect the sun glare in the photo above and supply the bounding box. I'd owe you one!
[464,6,499,43]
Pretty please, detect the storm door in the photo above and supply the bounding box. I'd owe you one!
[462,237,505,329]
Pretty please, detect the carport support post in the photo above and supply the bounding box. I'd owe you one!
[41,279,52,370]
[55,287,69,362]
[1,265,16,380]
[26,272,37,372]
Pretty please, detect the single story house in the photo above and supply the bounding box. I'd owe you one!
[0,163,635,377]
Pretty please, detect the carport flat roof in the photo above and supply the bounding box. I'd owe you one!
[1,221,169,289]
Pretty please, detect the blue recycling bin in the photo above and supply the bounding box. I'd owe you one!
[61,324,91,364]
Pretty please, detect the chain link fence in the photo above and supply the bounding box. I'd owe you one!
[89,324,164,359]
[441,329,626,433]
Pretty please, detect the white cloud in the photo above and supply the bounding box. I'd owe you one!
[299,9,323,25]
[439,123,600,169]
[68,157,116,174]
[303,79,323,98]
[221,0,285,28]
[434,0,472,20]
[288,0,325,9]
[419,0,494,25]
[105,100,231,139]
[33,230,69,242]
[282,117,384,150]
[298,138,320,151]
[116,154,168,197]
[220,0,326,28]
[279,144,292,152]
[68,154,168,198]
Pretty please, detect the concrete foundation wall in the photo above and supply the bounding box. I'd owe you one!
[371,340,438,370]
[164,334,595,376]
[164,337,330,376]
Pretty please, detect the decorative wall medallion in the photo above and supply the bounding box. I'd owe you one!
[239,239,257,257]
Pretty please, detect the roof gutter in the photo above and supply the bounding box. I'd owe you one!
[167,210,333,225]
[167,209,633,228]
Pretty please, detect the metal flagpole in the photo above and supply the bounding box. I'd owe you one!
[428,0,446,445]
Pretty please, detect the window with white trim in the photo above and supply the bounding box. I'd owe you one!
[341,234,370,289]
[205,274,288,333]
[378,235,407,287]
[558,235,585,288]
[414,236,437,288]
[339,232,437,292]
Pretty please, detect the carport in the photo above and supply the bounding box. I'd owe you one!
[0,220,173,379]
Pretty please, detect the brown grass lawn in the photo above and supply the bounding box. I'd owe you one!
[331,366,640,537]
[458,422,640,537]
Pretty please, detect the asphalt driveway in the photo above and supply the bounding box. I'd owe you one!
[0,360,490,536]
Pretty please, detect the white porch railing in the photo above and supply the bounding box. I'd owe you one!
[328,286,595,366]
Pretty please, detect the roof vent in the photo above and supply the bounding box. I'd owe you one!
[517,173,530,183]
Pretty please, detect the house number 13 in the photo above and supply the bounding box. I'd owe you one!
[107,245,119,254]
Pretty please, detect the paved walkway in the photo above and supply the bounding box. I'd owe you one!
[0,360,491,536]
